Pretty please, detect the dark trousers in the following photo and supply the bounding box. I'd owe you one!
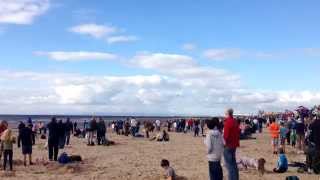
[194,127,199,136]
[286,131,291,145]
[3,150,13,171]
[48,142,59,161]
[65,132,71,145]
[209,161,223,180]
[97,131,106,145]
[273,167,287,173]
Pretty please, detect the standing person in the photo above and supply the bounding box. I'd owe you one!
[296,118,305,152]
[57,120,66,149]
[73,121,78,134]
[130,118,137,136]
[0,121,8,162]
[27,118,36,145]
[124,120,130,136]
[307,115,320,173]
[156,120,161,131]
[205,118,224,180]
[223,108,240,180]
[17,123,34,166]
[167,120,172,132]
[65,118,73,146]
[1,129,15,171]
[97,118,106,145]
[279,122,288,153]
[88,118,97,145]
[47,117,60,161]
[200,119,205,136]
[194,119,200,137]
[269,117,280,154]
[257,117,264,133]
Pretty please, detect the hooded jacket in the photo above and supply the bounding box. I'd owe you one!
[204,128,224,162]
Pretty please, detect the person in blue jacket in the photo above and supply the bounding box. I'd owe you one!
[273,147,288,173]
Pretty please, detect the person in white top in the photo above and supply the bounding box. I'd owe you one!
[204,117,224,180]
[156,120,161,131]
[130,118,137,136]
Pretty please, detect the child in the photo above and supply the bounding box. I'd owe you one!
[1,129,16,171]
[269,117,280,154]
[290,129,297,148]
[161,159,176,180]
[204,117,224,180]
[280,122,288,152]
[237,157,266,175]
[273,148,288,173]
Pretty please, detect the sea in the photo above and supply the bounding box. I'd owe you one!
[0,114,199,128]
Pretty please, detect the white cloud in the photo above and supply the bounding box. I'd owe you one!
[182,43,196,51]
[131,53,196,70]
[34,51,117,61]
[0,0,50,24]
[203,48,242,60]
[69,23,139,44]
[68,23,117,38]
[106,35,138,44]
[0,68,319,115]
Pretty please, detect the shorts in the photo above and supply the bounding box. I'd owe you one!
[22,145,32,155]
[272,138,279,146]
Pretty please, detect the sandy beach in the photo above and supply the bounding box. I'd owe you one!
[1,128,319,180]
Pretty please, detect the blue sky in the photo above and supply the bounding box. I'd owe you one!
[0,0,319,115]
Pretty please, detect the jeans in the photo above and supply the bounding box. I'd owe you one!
[88,131,95,145]
[224,148,239,180]
[3,149,13,170]
[209,161,223,180]
[48,141,59,161]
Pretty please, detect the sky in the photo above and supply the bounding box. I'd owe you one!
[0,0,320,115]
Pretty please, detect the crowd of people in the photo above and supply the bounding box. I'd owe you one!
[0,105,319,180]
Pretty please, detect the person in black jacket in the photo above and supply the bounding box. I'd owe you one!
[18,123,34,166]
[57,120,66,149]
[65,118,73,146]
[97,118,106,145]
[88,118,97,145]
[47,117,60,161]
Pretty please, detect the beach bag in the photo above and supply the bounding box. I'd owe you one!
[69,155,82,162]
[286,176,299,180]
[58,152,70,164]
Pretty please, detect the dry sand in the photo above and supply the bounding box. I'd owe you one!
[1,128,319,180]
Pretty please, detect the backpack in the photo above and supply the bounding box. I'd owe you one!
[286,176,299,180]
[58,152,70,164]
[69,155,82,162]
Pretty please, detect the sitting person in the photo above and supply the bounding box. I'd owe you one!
[273,148,288,173]
[74,128,82,137]
[161,159,176,180]
[151,130,170,141]
[237,156,266,175]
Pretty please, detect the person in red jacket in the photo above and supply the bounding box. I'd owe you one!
[223,108,240,180]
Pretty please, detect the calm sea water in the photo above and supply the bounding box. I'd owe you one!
[0,115,189,128]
